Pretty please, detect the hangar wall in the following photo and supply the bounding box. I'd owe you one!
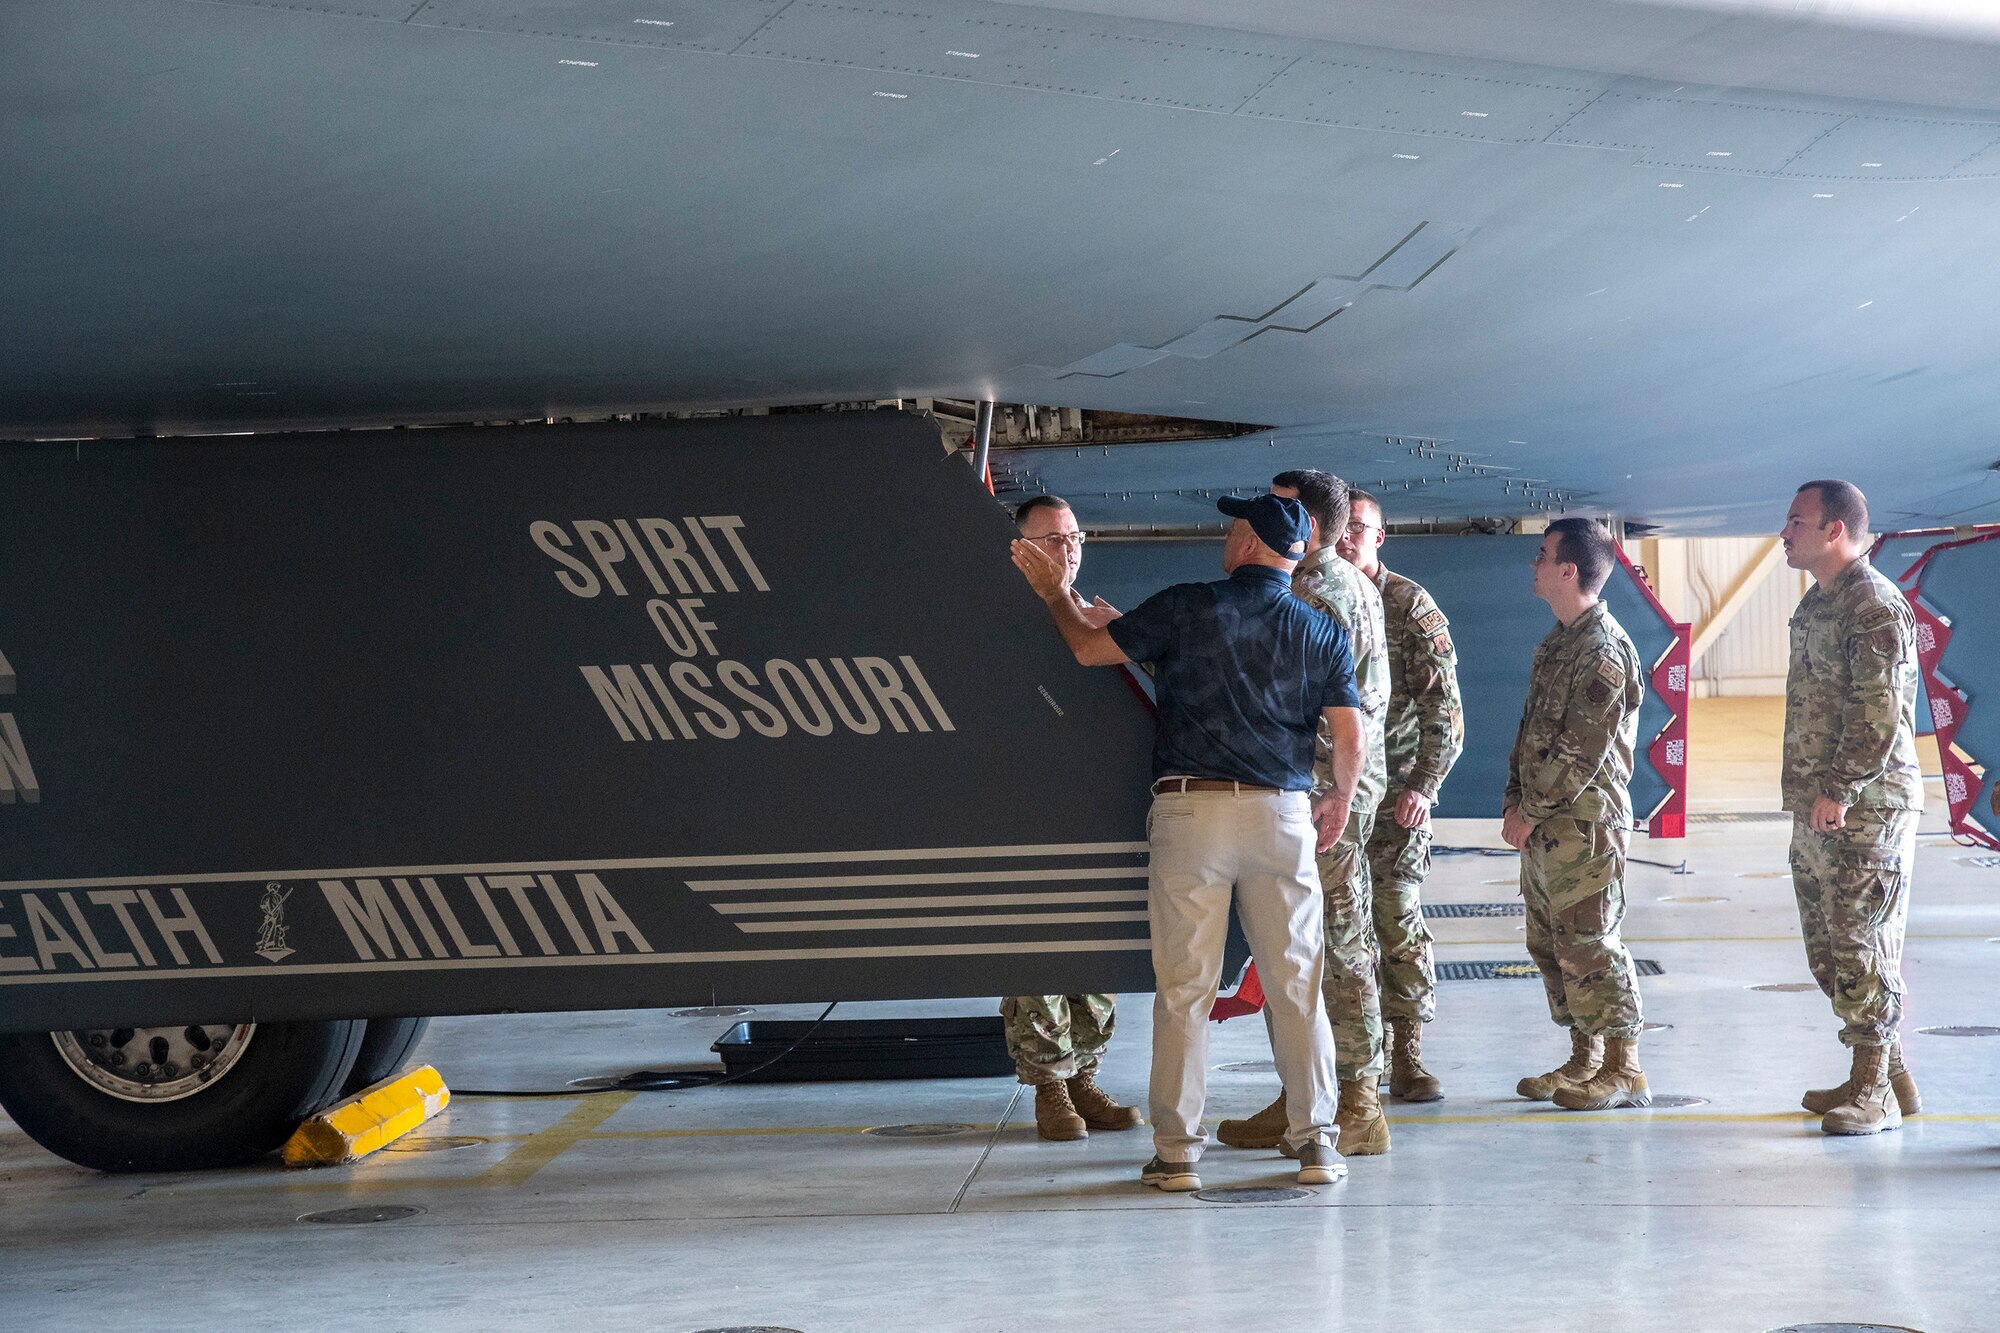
[1079,534,1677,823]
[1635,536,1804,697]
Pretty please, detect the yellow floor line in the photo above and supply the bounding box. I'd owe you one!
[1383,1111,2000,1124]
[1433,933,1995,946]
[572,1096,2000,1128]
[478,1092,638,1186]
[591,1124,900,1140]
[23,1100,1999,1206]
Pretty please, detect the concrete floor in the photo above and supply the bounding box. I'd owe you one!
[4,701,1996,1332]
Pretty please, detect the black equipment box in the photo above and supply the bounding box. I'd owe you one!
[711,1017,1014,1082]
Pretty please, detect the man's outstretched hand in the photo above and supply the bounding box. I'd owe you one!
[1011,538,1071,601]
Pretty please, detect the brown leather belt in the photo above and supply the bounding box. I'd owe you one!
[1151,777,1282,795]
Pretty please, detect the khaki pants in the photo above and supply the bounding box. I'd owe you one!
[1145,789,1338,1161]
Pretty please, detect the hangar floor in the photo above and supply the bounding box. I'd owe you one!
[3,703,1995,1333]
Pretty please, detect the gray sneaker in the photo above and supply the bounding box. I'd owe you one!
[1294,1141,1347,1186]
[1140,1156,1201,1192]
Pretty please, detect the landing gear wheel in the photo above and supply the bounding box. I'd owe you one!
[339,1017,432,1097]
[0,1019,366,1172]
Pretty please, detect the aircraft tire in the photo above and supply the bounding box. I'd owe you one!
[338,1016,432,1097]
[0,1018,366,1172]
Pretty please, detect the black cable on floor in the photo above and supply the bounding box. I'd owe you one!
[453,1000,841,1098]
[1435,845,1691,874]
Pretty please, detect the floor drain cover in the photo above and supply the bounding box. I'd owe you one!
[1750,982,1822,993]
[1424,902,1525,918]
[382,1136,488,1153]
[1441,959,1663,980]
[1194,1186,1311,1203]
[1214,1060,1277,1074]
[1642,1022,1674,1032]
[1647,1095,1708,1108]
[1658,896,1729,903]
[671,1006,755,1018]
[1766,1324,1924,1332]
[1918,1026,2000,1037]
[863,1123,977,1137]
[298,1205,425,1225]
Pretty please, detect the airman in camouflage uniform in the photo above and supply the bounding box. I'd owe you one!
[1503,518,1651,1112]
[1340,491,1465,1101]
[1006,495,1141,1141]
[1218,470,1394,1156]
[1780,480,1924,1136]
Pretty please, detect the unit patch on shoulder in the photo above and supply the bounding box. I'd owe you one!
[1857,604,1896,633]
[1432,633,1454,656]
[1416,608,1448,636]
[1595,656,1624,686]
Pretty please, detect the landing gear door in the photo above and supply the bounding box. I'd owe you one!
[0,413,1160,1031]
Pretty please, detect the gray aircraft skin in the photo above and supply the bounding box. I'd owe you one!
[5,0,2000,535]
[4,0,1999,1172]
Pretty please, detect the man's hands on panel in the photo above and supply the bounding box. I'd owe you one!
[1500,806,1535,851]
[1011,538,1073,601]
[1393,788,1433,830]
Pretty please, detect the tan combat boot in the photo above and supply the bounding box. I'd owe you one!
[1333,1077,1391,1156]
[1388,1020,1443,1102]
[1033,1079,1087,1141]
[1068,1071,1142,1130]
[1553,1036,1650,1110]
[1822,1044,1903,1136]
[1215,1093,1288,1150]
[1517,1028,1603,1101]
[1802,1044,1922,1116]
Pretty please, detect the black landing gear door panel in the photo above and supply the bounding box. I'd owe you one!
[0,413,1161,1031]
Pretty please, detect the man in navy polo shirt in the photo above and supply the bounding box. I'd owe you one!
[1012,493,1365,1192]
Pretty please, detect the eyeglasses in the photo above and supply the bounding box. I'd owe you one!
[1344,521,1381,536]
[1027,532,1087,551]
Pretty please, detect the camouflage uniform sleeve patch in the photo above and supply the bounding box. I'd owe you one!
[1416,608,1447,636]
[1856,604,1896,633]
[1581,654,1622,708]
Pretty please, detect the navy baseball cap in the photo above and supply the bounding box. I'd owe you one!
[1217,493,1312,561]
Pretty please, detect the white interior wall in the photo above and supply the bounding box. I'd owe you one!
[1634,536,1803,697]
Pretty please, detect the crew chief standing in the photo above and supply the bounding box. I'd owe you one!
[1013,494,1364,1192]
[1780,479,1924,1135]
[1002,496,1143,1142]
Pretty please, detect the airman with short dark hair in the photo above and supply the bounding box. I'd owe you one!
[1504,517,1650,1112]
[1780,480,1924,1135]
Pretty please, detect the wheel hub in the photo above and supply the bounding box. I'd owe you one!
[51,1023,257,1103]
